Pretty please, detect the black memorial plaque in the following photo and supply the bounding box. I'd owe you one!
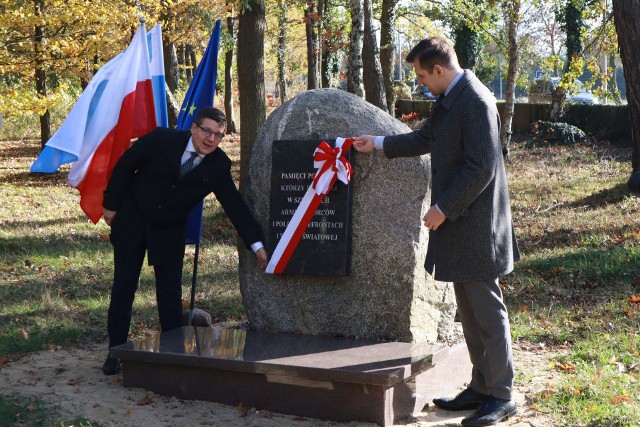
[268,139,353,276]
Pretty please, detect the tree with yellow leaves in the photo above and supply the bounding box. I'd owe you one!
[0,0,229,146]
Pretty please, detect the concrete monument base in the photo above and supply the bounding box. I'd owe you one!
[111,326,471,427]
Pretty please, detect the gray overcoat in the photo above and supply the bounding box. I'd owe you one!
[384,70,520,282]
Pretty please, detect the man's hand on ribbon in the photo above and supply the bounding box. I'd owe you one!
[352,135,376,153]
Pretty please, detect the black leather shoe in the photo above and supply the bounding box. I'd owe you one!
[461,396,517,426]
[432,387,489,411]
[102,356,121,375]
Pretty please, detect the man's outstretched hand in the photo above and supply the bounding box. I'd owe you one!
[352,135,376,153]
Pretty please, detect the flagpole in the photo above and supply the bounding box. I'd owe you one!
[189,242,200,326]
[176,21,223,327]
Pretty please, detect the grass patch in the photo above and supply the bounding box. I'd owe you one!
[534,359,640,427]
[0,394,50,426]
[0,394,98,426]
[505,137,640,425]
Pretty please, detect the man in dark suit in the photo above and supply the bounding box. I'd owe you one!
[101,107,268,375]
[353,37,520,426]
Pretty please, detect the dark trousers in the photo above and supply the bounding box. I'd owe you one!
[453,278,514,401]
[107,239,184,348]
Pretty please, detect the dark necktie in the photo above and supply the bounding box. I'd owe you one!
[180,152,198,177]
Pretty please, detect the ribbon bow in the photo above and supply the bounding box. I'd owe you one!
[311,138,353,195]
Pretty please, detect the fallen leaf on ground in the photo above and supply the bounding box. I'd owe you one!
[553,362,577,373]
[236,402,249,416]
[540,389,554,398]
[610,395,633,405]
[137,396,153,405]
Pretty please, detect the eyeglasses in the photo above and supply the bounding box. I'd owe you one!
[197,124,225,140]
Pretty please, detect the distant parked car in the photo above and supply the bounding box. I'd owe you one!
[412,84,438,100]
[567,86,599,104]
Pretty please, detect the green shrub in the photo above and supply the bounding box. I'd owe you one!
[530,120,589,146]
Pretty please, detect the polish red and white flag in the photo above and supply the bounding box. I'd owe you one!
[31,24,157,223]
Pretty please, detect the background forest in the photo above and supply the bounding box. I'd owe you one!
[0,1,631,146]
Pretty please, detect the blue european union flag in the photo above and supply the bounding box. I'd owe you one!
[177,20,222,244]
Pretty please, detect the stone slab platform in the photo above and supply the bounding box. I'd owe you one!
[111,327,471,426]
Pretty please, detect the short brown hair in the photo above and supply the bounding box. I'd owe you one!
[195,107,226,127]
[405,37,458,72]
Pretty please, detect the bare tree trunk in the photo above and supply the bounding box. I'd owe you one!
[177,44,185,81]
[550,86,567,122]
[164,43,179,93]
[165,82,180,128]
[225,15,238,133]
[181,44,194,83]
[237,0,266,192]
[319,0,332,88]
[612,0,640,172]
[348,0,364,97]
[380,0,398,115]
[81,55,99,92]
[609,52,622,105]
[160,1,179,94]
[187,45,197,83]
[317,0,326,88]
[362,0,386,109]
[81,58,91,90]
[500,1,520,158]
[277,0,288,102]
[34,0,50,148]
[380,0,397,114]
[305,2,319,89]
[315,0,323,88]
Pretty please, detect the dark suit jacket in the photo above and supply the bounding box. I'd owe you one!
[384,70,519,282]
[103,127,263,266]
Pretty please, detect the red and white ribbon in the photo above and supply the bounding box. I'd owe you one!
[266,137,353,274]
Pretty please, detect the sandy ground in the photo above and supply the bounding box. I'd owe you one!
[0,340,559,427]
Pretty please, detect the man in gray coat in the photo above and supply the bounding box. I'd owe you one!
[353,37,520,427]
